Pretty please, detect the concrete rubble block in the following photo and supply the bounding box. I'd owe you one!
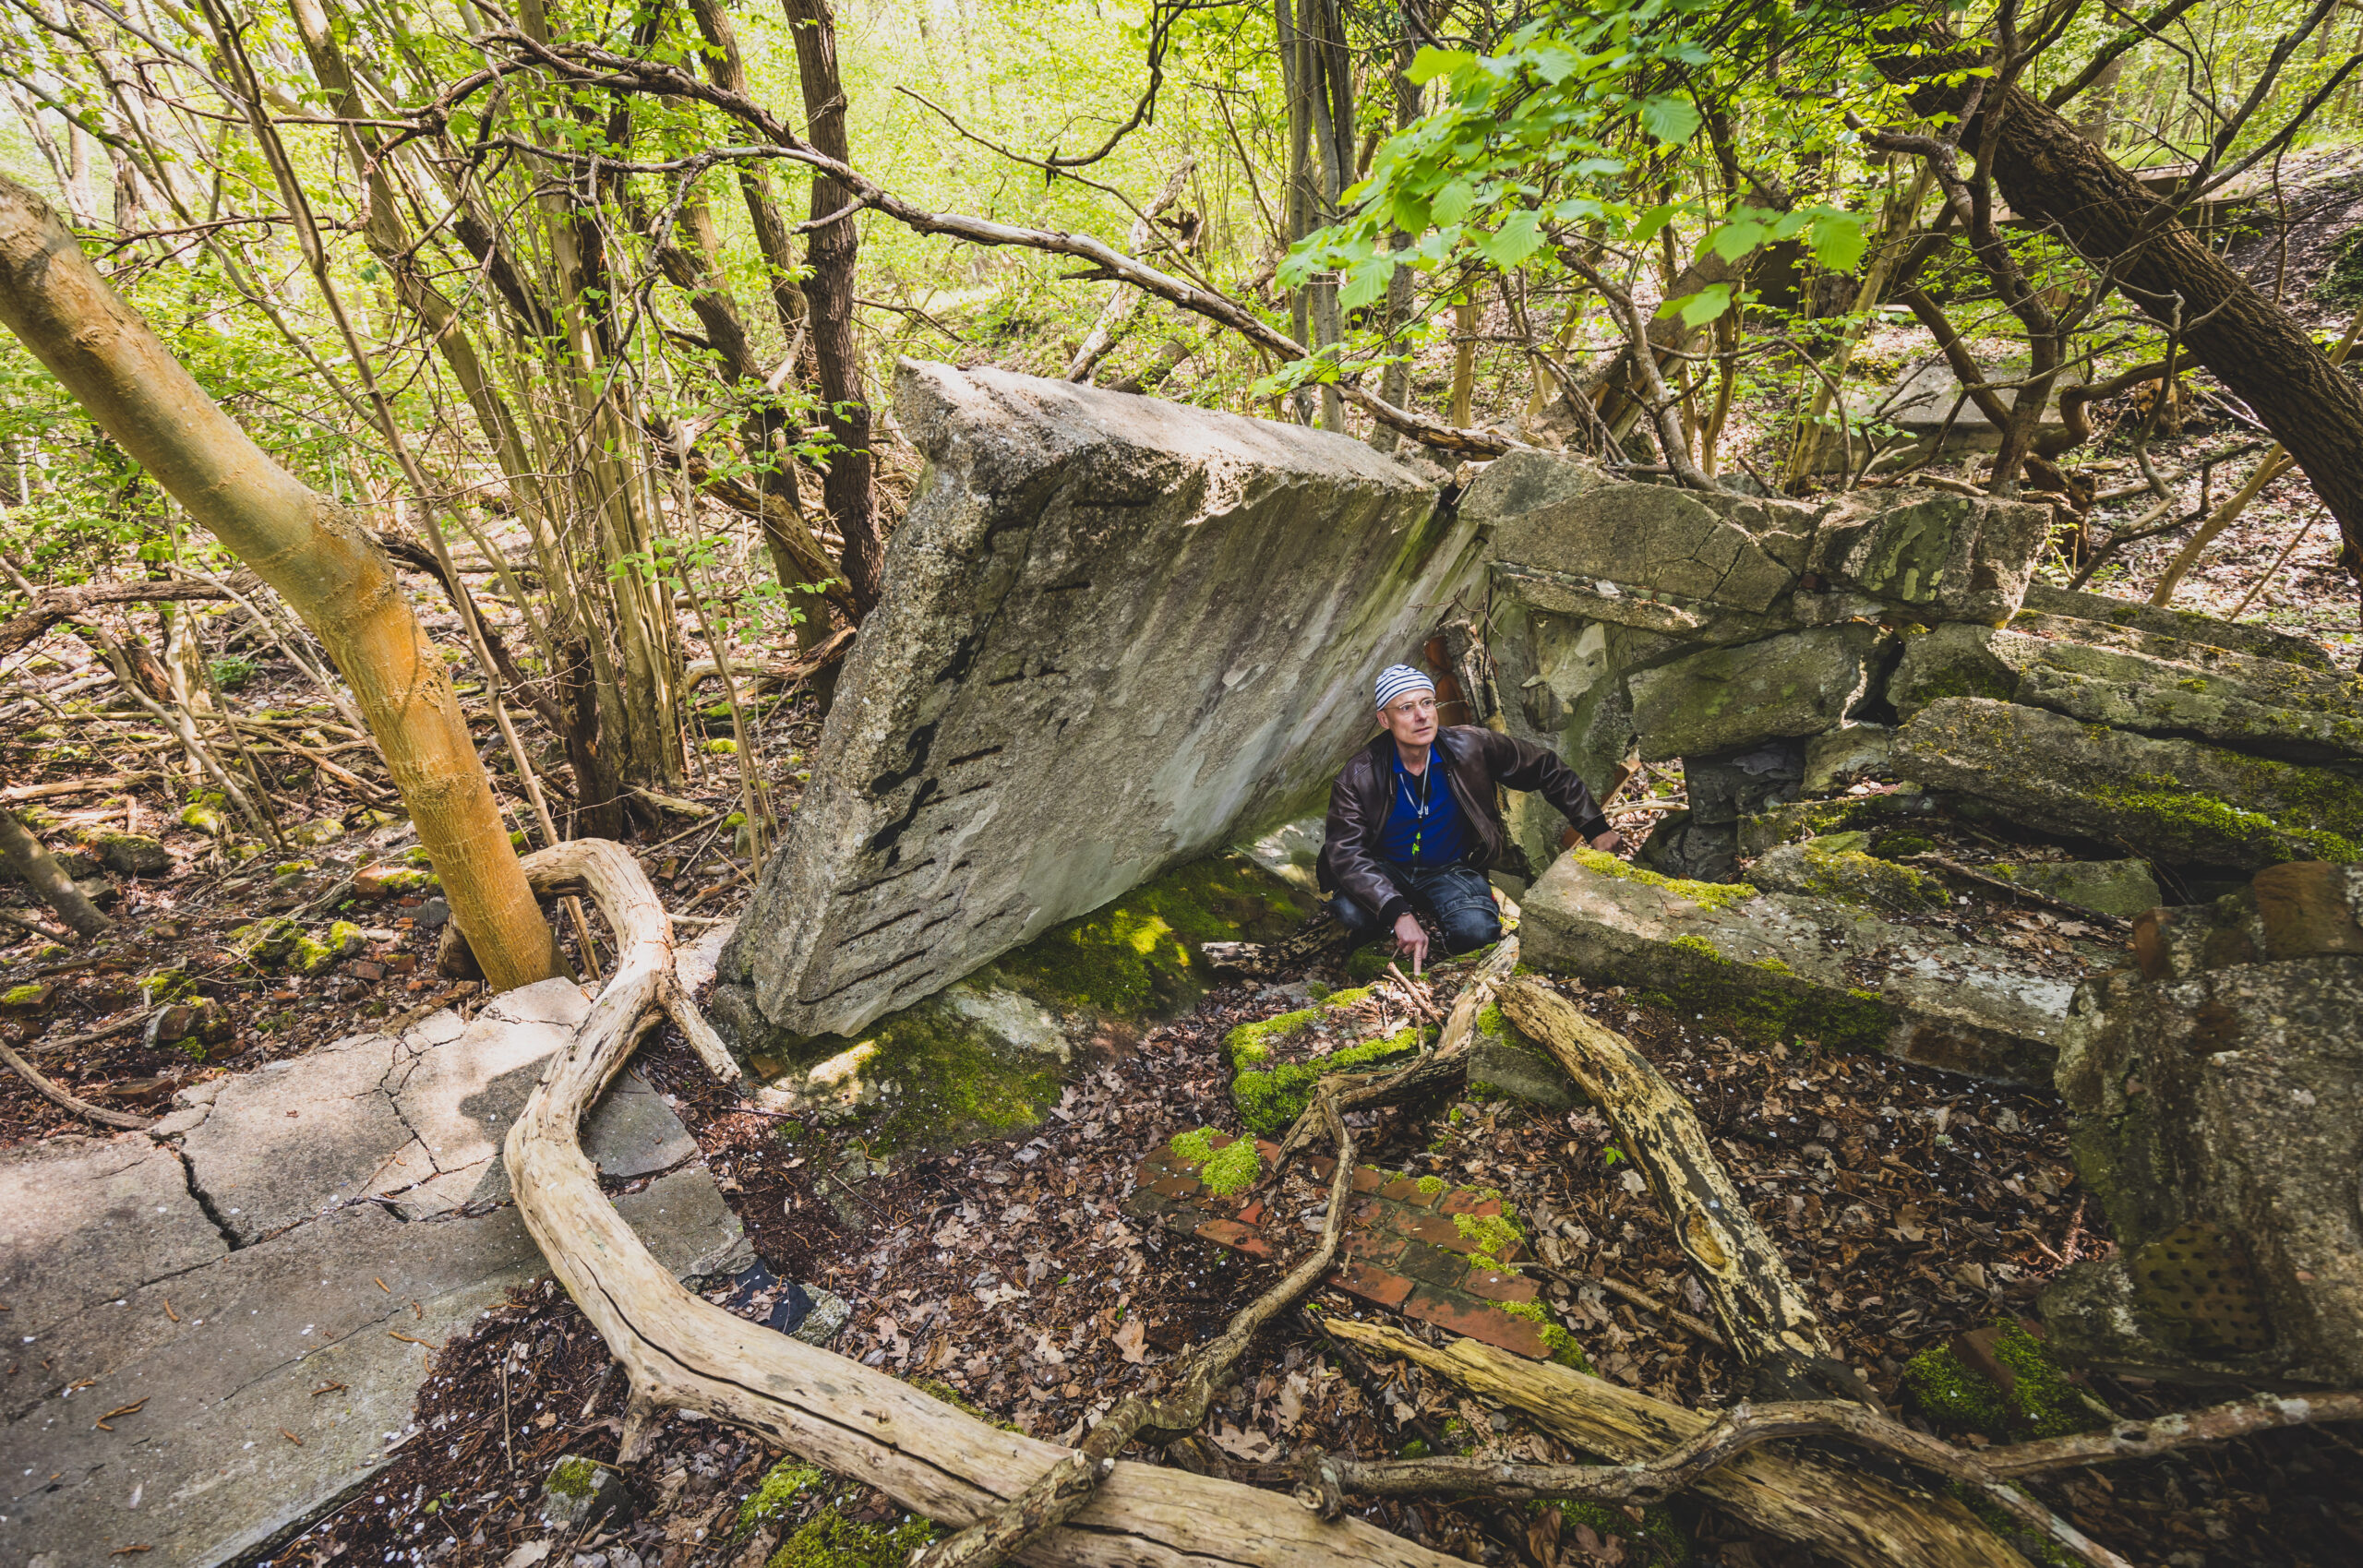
[1748,839,1950,916]
[1737,789,1946,860]
[0,1136,227,1349]
[1805,491,2050,625]
[1891,621,2363,761]
[1485,475,1820,620]
[1639,741,1806,885]
[1891,697,2363,869]
[721,360,1477,1040]
[1518,847,2069,1083]
[540,1455,635,1535]
[2045,864,2363,1383]
[1986,859,2164,919]
[1803,724,1891,793]
[0,1171,735,1566]
[2019,581,2334,671]
[1878,360,2087,451]
[1627,624,1886,761]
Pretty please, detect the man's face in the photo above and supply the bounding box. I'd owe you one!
[1379,688,1439,750]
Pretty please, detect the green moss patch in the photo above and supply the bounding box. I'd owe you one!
[738,1460,822,1538]
[1170,1127,1263,1196]
[1454,1208,1525,1269]
[766,1509,937,1568]
[1568,845,1759,912]
[992,855,1308,1020]
[1903,1321,2112,1440]
[770,999,1068,1155]
[1232,1029,1420,1135]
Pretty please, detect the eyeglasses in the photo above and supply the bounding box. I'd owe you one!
[1384,695,1438,718]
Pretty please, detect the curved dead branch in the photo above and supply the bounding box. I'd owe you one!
[501,839,1465,1567]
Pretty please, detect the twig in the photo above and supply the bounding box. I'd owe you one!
[1526,1263,1728,1349]
[0,1037,152,1129]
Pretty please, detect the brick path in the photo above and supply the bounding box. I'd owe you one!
[1127,1133,1553,1359]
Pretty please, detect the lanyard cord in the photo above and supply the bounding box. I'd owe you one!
[1400,748,1436,857]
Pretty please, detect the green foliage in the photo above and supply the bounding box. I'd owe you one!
[1170,1127,1262,1196]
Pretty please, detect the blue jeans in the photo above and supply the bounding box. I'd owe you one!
[1330,860,1501,955]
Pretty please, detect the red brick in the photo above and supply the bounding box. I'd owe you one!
[1328,1261,1414,1308]
[1350,1165,1385,1193]
[1234,1200,1265,1227]
[1402,1214,1472,1251]
[1439,1190,1504,1217]
[1347,1196,1386,1227]
[1395,1241,1469,1289]
[1401,1285,1551,1359]
[1344,1228,1407,1265]
[1255,1140,1284,1164]
[1379,1178,1443,1208]
[1194,1218,1277,1260]
[1148,1176,1204,1199]
[1460,1268,1540,1305]
[1309,1155,1337,1180]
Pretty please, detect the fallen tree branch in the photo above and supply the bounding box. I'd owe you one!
[1500,978,1870,1404]
[501,840,1464,1567]
[0,579,227,661]
[1982,1389,2363,1478]
[0,1035,151,1130]
[1328,1319,2029,1568]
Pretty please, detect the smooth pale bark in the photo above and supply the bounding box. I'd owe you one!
[0,176,558,990]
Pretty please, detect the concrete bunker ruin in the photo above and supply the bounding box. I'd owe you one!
[710,363,2363,1387]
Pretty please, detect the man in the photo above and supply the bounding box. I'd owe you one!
[1318,664,1622,973]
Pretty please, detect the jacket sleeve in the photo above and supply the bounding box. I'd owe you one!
[1479,730,1613,842]
[1323,766,1414,925]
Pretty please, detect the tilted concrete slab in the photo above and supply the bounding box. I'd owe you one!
[1517,849,2072,1083]
[0,980,742,1567]
[721,360,1474,1038]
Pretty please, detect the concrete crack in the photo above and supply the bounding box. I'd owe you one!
[170,1143,243,1252]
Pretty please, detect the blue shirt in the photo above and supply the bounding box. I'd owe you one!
[1378,748,1469,866]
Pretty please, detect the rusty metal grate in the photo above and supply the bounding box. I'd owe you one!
[2130,1220,2273,1355]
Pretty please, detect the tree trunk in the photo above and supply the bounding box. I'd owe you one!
[1919,70,2363,584]
[779,0,884,616]
[0,177,558,991]
[0,806,113,940]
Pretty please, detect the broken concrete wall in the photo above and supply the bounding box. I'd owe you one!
[718,362,1475,1040]
[2043,862,2363,1384]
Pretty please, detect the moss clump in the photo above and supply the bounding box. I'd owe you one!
[911,1378,1018,1431]
[544,1455,597,1499]
[1877,832,1935,858]
[179,800,224,837]
[738,1460,822,1538]
[780,999,1070,1154]
[1,984,52,1009]
[1790,841,1949,913]
[1223,987,1377,1070]
[2092,772,2361,864]
[992,855,1307,1021]
[285,933,336,976]
[766,1509,937,1568]
[706,737,739,755]
[1416,1174,1446,1196]
[1903,1322,2111,1439]
[1232,1028,1420,1135]
[1170,1127,1262,1196]
[1499,1299,1594,1371]
[1568,845,1758,912]
[1668,934,1724,962]
[1454,1208,1525,1268]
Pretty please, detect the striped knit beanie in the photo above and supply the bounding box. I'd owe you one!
[1373,664,1434,711]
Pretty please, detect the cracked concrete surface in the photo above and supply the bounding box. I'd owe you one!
[0,981,743,1566]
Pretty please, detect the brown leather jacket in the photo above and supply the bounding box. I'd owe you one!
[1317,725,1610,924]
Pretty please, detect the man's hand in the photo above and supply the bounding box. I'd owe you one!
[1589,829,1623,855]
[1392,912,1430,976]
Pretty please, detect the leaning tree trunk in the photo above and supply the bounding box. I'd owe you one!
[1915,67,2363,585]
[0,176,558,990]
[779,0,885,616]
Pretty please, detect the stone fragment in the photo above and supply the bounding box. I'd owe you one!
[2018,582,2333,670]
[1890,621,2363,761]
[1,982,53,1011]
[2045,864,2363,1382]
[1803,490,2049,626]
[1518,847,2069,1083]
[791,1287,853,1347]
[1878,361,2087,450]
[1891,697,2363,868]
[539,1455,634,1535]
[1985,860,2163,919]
[1748,840,1949,915]
[721,360,1473,1040]
[1803,725,1891,792]
[283,817,345,846]
[87,831,169,876]
[1627,625,1884,760]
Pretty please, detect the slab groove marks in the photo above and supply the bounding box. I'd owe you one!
[1128,1138,1555,1360]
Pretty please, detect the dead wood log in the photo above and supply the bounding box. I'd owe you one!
[1314,1394,2133,1568]
[1501,977,1869,1405]
[0,803,114,940]
[0,579,227,661]
[1326,1319,2031,1568]
[502,839,1465,1568]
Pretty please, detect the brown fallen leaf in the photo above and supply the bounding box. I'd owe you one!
[1110,1316,1147,1365]
[94,1398,149,1429]
[373,1276,390,1294]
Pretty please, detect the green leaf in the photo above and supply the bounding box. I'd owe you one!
[1480,209,1544,268]
[1811,212,1868,273]
[1431,180,1476,226]
[1339,260,1394,310]
[1637,94,1701,146]
[1407,46,1476,85]
[1708,220,1769,263]
[1673,283,1733,329]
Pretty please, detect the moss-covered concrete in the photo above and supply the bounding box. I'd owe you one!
[1565,845,1760,912]
[1750,840,1949,915]
[1232,1029,1420,1135]
[1902,1321,2112,1439]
